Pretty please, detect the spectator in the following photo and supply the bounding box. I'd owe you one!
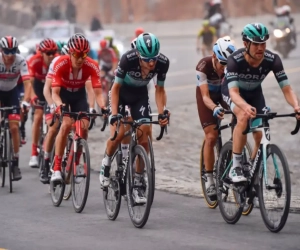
[90,16,103,31]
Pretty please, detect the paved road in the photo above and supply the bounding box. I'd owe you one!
[1,35,300,249]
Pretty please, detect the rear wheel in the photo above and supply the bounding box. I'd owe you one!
[0,136,5,187]
[5,130,14,193]
[148,136,155,205]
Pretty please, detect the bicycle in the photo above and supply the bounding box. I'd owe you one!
[102,111,168,228]
[0,106,20,193]
[216,112,299,233]
[37,104,49,172]
[200,110,254,216]
[49,110,105,213]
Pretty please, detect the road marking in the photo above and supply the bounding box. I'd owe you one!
[163,66,300,92]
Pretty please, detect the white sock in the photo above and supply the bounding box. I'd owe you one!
[232,153,242,169]
[121,144,129,158]
[103,153,112,166]
[44,151,50,160]
[206,172,214,188]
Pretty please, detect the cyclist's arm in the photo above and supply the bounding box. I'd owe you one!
[43,78,54,106]
[197,73,216,110]
[89,60,105,109]
[85,80,95,109]
[23,79,32,103]
[156,56,170,114]
[272,54,300,109]
[111,49,119,72]
[197,30,203,48]
[51,63,63,107]
[20,59,31,103]
[226,57,248,111]
[52,87,63,107]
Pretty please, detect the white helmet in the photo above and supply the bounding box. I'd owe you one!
[131,38,137,49]
[61,44,69,55]
[213,37,236,62]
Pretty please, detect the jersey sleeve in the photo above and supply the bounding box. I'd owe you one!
[27,55,37,77]
[197,29,203,37]
[196,59,208,86]
[90,61,102,88]
[114,54,129,84]
[210,27,217,35]
[225,56,239,89]
[46,57,58,79]
[272,54,289,88]
[156,56,170,87]
[20,58,31,81]
[51,59,63,88]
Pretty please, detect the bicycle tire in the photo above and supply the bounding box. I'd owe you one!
[258,144,291,233]
[0,134,5,186]
[200,139,220,209]
[71,138,90,213]
[0,162,5,187]
[5,130,13,193]
[148,136,155,206]
[126,145,153,228]
[63,182,72,200]
[103,150,122,221]
[216,140,243,224]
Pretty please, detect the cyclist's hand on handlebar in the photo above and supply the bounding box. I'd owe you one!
[213,106,224,119]
[158,111,169,127]
[109,114,122,126]
[50,103,56,114]
[294,106,300,120]
[101,107,109,117]
[55,104,66,116]
[89,108,97,119]
[21,101,30,113]
[30,96,38,106]
[245,105,256,119]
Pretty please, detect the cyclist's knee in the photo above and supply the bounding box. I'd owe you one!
[205,133,218,148]
[252,131,262,142]
[60,120,72,135]
[9,122,19,134]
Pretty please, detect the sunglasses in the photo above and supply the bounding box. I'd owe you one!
[72,52,88,59]
[139,54,159,63]
[2,48,18,55]
[44,51,56,56]
[216,57,227,66]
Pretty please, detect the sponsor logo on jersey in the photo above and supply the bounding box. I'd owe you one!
[238,73,266,80]
[0,64,17,74]
[127,71,155,79]
[197,60,206,71]
[264,51,275,59]
[275,70,286,77]
[233,53,243,60]
[126,51,137,59]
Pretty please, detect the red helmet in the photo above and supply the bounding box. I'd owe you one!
[68,33,90,53]
[99,39,108,49]
[39,38,57,52]
[0,36,18,49]
[135,27,144,37]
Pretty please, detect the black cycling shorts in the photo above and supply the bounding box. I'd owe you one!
[109,84,152,121]
[222,84,266,113]
[33,78,46,108]
[0,86,20,121]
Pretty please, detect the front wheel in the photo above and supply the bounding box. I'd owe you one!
[258,144,291,233]
[126,145,153,228]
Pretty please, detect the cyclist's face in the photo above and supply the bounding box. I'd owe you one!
[42,52,56,66]
[245,41,266,60]
[2,52,15,64]
[139,58,157,70]
[213,54,226,75]
[70,52,87,69]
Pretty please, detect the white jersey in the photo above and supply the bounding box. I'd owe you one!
[46,56,61,79]
[0,54,30,91]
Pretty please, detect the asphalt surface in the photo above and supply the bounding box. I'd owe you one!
[1,36,300,249]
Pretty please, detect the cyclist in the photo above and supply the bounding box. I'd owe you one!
[56,41,67,55]
[0,36,32,180]
[135,27,144,38]
[196,37,236,197]
[222,23,300,182]
[28,38,58,168]
[50,33,106,182]
[99,32,169,204]
[197,20,217,57]
[104,36,120,60]
[98,39,118,78]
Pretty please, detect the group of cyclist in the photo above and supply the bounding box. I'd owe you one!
[197,22,300,199]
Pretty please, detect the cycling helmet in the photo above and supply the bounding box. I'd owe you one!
[0,36,18,49]
[131,38,137,49]
[61,44,69,55]
[135,27,144,37]
[56,41,67,53]
[68,33,90,53]
[242,23,269,43]
[39,38,57,52]
[213,37,236,62]
[136,33,160,58]
[202,19,210,27]
[99,39,109,49]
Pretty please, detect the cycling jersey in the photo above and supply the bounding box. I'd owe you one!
[47,56,60,79]
[195,56,227,128]
[98,48,118,69]
[0,54,30,92]
[28,53,58,82]
[196,56,223,92]
[115,49,169,87]
[197,27,216,45]
[224,48,288,90]
[51,55,101,90]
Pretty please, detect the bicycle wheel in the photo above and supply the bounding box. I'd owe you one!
[148,136,155,205]
[200,139,220,209]
[63,181,72,200]
[258,144,291,233]
[0,139,5,187]
[6,130,13,193]
[50,152,65,206]
[71,138,90,213]
[126,145,153,228]
[63,135,73,200]
[37,133,44,171]
[216,140,243,224]
[103,150,122,220]
[0,163,5,187]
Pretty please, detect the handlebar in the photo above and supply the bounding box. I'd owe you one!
[213,109,233,130]
[242,112,300,135]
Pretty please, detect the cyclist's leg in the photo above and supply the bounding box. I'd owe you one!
[17,82,27,144]
[222,84,247,182]
[120,105,131,160]
[51,89,72,182]
[29,79,45,167]
[5,87,22,180]
[100,87,126,188]
[196,87,219,195]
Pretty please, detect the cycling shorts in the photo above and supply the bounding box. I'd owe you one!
[0,86,20,121]
[33,78,46,109]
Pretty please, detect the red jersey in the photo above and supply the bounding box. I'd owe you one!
[51,55,101,91]
[28,53,58,82]
[97,48,118,64]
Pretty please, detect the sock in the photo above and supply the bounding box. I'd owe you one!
[121,144,129,158]
[205,172,214,187]
[32,144,38,156]
[232,153,242,169]
[44,151,50,160]
[103,153,112,166]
